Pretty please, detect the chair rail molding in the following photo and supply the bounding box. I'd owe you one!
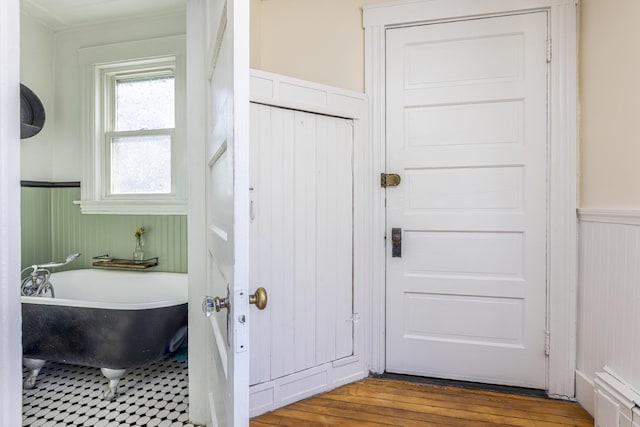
[364,0,578,398]
[578,208,640,226]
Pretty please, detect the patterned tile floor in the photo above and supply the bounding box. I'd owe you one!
[22,357,201,427]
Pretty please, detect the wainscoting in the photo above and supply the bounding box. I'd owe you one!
[21,184,187,273]
[577,209,640,420]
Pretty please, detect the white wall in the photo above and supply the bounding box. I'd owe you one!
[20,12,55,181]
[20,12,186,182]
[49,13,186,182]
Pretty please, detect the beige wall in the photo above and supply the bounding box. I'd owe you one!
[580,0,640,208]
[253,0,640,208]
[251,0,387,92]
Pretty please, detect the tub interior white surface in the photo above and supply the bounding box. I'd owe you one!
[21,269,187,309]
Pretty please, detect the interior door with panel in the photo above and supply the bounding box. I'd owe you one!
[385,12,549,388]
[192,0,251,425]
[248,102,355,408]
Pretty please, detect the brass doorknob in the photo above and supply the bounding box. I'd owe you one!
[249,287,268,310]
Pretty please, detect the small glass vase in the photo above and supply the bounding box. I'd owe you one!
[133,236,145,262]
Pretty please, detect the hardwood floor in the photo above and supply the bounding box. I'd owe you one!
[250,378,593,426]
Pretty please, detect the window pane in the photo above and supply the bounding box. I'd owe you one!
[115,76,175,131]
[111,135,171,194]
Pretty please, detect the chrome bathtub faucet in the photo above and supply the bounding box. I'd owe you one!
[20,253,80,297]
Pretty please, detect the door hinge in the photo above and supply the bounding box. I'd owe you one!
[546,38,552,63]
[545,330,550,356]
[381,173,401,188]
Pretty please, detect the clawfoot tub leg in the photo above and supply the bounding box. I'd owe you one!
[23,358,46,389]
[100,368,127,401]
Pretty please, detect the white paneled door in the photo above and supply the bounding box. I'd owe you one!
[385,12,548,388]
[249,103,354,384]
[193,0,250,425]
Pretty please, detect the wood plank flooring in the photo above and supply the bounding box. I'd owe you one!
[250,378,593,426]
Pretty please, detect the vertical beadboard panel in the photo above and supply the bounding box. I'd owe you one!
[249,103,270,384]
[249,104,354,385]
[577,212,640,401]
[20,187,187,273]
[335,118,354,359]
[20,187,52,271]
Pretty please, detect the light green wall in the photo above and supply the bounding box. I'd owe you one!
[21,186,188,273]
[21,187,52,271]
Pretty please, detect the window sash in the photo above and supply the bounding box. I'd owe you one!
[104,129,175,198]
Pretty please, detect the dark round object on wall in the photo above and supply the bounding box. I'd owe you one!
[20,83,46,139]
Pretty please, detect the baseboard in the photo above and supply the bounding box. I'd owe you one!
[593,368,640,427]
[576,369,595,416]
[249,356,367,417]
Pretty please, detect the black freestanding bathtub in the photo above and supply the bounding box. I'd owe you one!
[21,269,188,400]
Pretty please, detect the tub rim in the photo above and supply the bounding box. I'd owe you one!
[21,295,187,310]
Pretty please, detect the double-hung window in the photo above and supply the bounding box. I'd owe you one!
[78,36,186,215]
[105,64,175,195]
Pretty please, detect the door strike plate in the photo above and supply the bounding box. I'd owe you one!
[381,173,401,188]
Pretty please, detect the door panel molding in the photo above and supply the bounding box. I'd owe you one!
[187,0,251,424]
[364,0,578,398]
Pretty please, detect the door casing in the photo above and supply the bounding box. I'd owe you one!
[364,0,578,398]
[0,0,23,425]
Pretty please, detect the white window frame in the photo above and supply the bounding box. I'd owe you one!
[104,61,176,198]
[78,35,187,215]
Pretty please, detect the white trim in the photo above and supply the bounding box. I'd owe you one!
[250,357,368,417]
[578,208,640,226]
[594,369,640,427]
[576,369,595,415]
[364,0,578,26]
[364,0,578,398]
[250,69,366,119]
[247,70,370,415]
[75,199,187,215]
[78,35,188,215]
[0,0,23,425]
[186,0,208,423]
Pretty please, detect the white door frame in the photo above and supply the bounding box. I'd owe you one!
[186,0,208,423]
[364,0,578,398]
[0,0,23,425]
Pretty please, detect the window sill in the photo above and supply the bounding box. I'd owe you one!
[75,200,187,215]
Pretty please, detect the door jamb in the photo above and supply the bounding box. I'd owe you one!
[0,0,22,424]
[364,0,578,398]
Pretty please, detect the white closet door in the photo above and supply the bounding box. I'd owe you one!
[249,103,354,385]
[385,12,548,388]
